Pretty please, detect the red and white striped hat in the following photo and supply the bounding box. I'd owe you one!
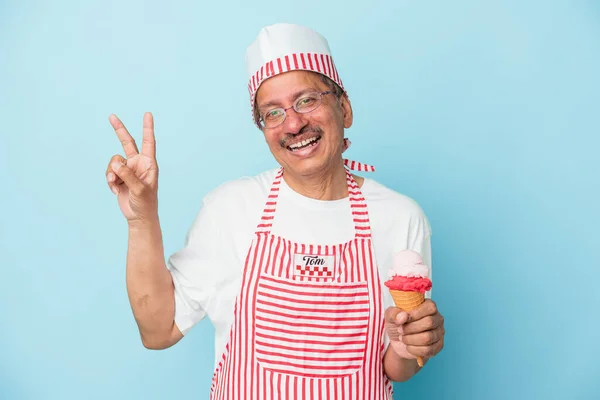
[245,23,346,111]
[244,23,375,173]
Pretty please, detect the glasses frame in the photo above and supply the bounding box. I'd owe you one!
[259,91,334,129]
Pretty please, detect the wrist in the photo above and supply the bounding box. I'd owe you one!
[383,346,422,382]
[127,215,160,232]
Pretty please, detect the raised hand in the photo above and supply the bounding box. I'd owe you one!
[106,112,159,224]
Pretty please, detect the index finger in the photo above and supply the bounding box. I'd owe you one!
[141,112,156,159]
[384,306,408,325]
[407,299,438,322]
[109,114,139,158]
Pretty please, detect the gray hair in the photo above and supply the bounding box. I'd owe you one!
[252,73,346,129]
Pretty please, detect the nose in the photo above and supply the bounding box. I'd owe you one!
[282,107,306,134]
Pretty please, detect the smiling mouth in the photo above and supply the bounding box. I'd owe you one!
[287,136,322,151]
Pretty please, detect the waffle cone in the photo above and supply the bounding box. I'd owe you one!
[389,290,425,311]
[389,289,426,367]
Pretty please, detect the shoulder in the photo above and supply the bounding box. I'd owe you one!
[362,177,432,236]
[361,178,433,280]
[201,168,279,210]
[184,168,279,243]
[362,178,428,217]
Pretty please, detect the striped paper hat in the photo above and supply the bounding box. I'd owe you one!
[244,23,374,172]
[245,23,346,111]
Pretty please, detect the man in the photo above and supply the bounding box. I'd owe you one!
[105,23,444,399]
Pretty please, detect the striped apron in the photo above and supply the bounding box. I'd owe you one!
[210,161,392,399]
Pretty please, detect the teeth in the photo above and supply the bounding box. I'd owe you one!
[289,137,318,150]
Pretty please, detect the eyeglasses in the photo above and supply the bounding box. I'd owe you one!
[259,91,333,129]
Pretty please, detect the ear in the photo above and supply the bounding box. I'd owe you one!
[340,94,353,128]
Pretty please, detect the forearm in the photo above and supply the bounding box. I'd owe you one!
[126,218,175,346]
[383,346,423,382]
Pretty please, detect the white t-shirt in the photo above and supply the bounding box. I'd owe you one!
[168,168,432,368]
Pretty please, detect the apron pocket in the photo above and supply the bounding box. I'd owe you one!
[254,274,370,378]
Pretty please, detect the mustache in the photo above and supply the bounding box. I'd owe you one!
[279,126,324,147]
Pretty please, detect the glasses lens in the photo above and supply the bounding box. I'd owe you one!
[263,108,285,128]
[295,93,321,113]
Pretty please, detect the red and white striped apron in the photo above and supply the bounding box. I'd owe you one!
[210,161,393,399]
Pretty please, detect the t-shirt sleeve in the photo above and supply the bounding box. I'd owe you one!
[167,199,221,335]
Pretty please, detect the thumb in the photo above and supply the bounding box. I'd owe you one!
[111,161,144,194]
[395,311,409,325]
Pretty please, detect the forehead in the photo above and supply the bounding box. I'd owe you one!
[255,71,325,108]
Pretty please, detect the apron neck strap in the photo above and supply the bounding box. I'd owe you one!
[255,163,373,239]
[345,168,372,239]
[343,158,375,172]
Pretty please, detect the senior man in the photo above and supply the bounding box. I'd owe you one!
[105,23,444,399]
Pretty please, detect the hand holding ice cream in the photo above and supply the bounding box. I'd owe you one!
[384,250,435,367]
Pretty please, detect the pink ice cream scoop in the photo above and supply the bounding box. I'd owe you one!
[384,250,432,293]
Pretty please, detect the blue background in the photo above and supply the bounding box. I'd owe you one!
[1,0,599,399]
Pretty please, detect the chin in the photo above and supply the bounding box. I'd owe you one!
[283,156,336,177]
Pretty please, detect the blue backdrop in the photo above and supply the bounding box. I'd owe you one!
[1,0,598,399]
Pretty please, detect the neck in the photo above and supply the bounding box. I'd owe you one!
[283,162,364,200]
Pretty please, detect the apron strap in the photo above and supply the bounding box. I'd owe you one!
[345,168,372,239]
[342,138,375,172]
[255,164,373,239]
[255,168,284,234]
[343,158,375,172]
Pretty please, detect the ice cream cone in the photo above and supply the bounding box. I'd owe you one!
[390,289,426,367]
[386,250,432,368]
[389,290,424,311]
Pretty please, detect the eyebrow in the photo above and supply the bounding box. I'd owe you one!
[258,88,319,112]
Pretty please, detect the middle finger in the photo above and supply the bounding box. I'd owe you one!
[403,314,443,335]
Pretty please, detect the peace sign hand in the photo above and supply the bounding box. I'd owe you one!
[106,112,159,224]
